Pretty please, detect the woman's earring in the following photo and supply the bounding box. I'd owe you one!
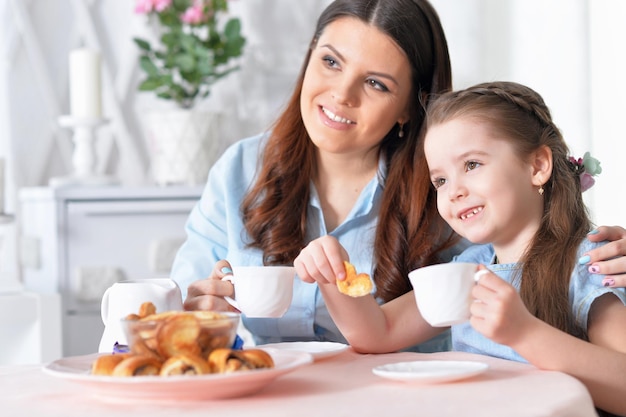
[398,123,404,138]
[538,185,544,195]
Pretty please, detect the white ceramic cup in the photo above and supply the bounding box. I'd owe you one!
[409,263,486,327]
[99,278,183,352]
[222,266,295,318]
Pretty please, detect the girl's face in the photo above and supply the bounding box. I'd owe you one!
[300,17,412,160]
[424,117,545,257]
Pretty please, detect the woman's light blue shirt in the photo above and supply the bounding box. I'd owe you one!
[171,133,384,345]
[451,239,626,362]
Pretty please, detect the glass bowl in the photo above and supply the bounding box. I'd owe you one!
[121,310,239,360]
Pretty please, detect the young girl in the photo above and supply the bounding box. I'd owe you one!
[295,81,626,415]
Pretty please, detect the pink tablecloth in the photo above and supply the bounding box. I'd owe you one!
[0,349,597,417]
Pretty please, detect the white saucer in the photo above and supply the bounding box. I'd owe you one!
[260,341,349,360]
[372,360,488,384]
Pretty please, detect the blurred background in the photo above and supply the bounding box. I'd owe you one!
[0,0,624,221]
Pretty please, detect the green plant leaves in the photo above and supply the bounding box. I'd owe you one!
[133,38,151,52]
[138,56,160,77]
[133,2,246,108]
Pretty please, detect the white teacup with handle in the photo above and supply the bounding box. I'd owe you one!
[99,278,183,352]
[409,263,488,327]
[222,266,295,318]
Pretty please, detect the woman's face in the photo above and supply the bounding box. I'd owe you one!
[300,17,412,159]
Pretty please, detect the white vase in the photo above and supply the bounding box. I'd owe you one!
[143,108,222,186]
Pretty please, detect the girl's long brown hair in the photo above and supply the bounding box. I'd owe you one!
[425,81,591,338]
[241,0,458,302]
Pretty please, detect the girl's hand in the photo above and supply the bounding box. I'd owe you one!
[469,266,537,347]
[183,260,240,313]
[583,226,626,287]
[294,235,349,285]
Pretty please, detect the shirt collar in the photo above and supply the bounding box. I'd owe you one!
[309,155,385,225]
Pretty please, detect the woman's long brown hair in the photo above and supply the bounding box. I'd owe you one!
[242,0,458,302]
[425,82,591,338]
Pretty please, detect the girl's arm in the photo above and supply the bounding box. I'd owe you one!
[295,235,444,353]
[472,270,626,416]
[584,225,626,287]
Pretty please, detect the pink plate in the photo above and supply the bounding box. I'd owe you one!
[42,349,313,402]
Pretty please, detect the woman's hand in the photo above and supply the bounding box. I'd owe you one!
[469,266,538,347]
[294,235,349,285]
[583,226,626,287]
[183,260,240,313]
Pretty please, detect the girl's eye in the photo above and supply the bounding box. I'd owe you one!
[465,161,481,172]
[322,56,340,69]
[432,178,446,189]
[366,78,389,92]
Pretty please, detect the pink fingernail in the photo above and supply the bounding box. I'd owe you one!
[603,279,615,287]
[588,265,600,274]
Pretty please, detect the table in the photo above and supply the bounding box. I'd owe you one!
[0,349,597,417]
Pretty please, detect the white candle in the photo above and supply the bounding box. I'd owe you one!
[69,48,102,119]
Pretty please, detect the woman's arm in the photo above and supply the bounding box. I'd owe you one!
[295,235,444,353]
[583,225,626,286]
[183,260,239,313]
[171,136,266,305]
[472,269,626,415]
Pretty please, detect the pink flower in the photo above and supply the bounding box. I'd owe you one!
[134,0,171,14]
[569,152,601,192]
[579,173,595,193]
[154,0,172,12]
[181,5,207,24]
[134,0,154,13]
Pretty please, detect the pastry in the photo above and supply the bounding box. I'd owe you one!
[155,313,202,359]
[208,348,274,373]
[159,354,211,376]
[337,261,373,297]
[91,353,131,376]
[96,303,247,377]
[111,355,163,377]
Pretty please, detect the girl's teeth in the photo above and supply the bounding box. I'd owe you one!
[322,107,354,124]
[461,207,483,220]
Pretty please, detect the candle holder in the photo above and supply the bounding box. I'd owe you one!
[50,116,118,187]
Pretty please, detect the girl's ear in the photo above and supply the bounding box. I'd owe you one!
[531,145,553,187]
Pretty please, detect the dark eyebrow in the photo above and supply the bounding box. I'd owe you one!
[319,44,400,87]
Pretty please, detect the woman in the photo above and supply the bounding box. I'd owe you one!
[172,0,454,350]
[171,0,626,349]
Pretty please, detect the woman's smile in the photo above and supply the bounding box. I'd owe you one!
[321,106,355,125]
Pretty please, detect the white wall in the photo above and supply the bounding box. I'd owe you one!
[589,0,626,226]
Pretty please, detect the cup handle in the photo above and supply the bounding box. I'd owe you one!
[100,287,112,325]
[221,275,240,310]
[474,269,490,282]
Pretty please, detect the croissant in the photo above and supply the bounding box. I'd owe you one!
[98,303,252,377]
[111,355,163,377]
[91,353,131,376]
[155,313,202,359]
[208,348,274,373]
[159,354,211,376]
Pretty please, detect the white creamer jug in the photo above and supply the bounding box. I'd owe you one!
[98,278,183,353]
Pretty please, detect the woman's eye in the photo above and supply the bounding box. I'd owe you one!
[366,78,389,92]
[322,56,339,69]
